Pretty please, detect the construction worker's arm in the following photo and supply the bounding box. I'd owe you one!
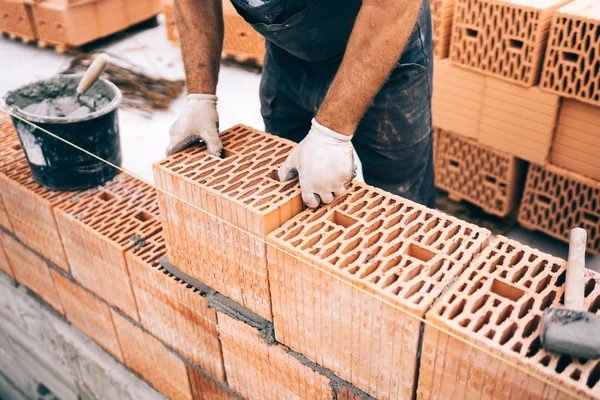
[279,0,422,207]
[166,0,224,156]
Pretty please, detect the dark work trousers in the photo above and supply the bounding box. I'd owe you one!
[232,0,435,207]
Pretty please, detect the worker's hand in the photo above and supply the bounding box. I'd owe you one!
[278,118,362,208]
[166,94,222,157]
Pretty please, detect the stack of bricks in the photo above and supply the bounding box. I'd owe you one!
[0,0,161,51]
[419,236,600,399]
[163,0,266,66]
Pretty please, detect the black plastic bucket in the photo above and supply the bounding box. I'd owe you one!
[2,74,122,191]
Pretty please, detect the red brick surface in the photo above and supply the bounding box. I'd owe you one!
[450,0,570,86]
[55,174,161,320]
[126,230,225,381]
[549,99,600,181]
[217,312,333,400]
[518,164,600,255]
[51,270,124,362]
[154,125,302,320]
[1,232,64,314]
[540,0,600,106]
[419,236,600,400]
[435,128,525,217]
[188,367,238,400]
[267,183,490,399]
[112,310,193,400]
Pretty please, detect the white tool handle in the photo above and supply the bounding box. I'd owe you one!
[565,227,587,310]
[76,54,110,95]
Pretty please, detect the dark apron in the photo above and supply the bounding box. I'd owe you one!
[230,0,362,63]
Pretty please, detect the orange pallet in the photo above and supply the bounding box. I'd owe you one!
[450,0,570,86]
[518,164,600,256]
[153,125,302,321]
[54,174,161,320]
[419,236,600,400]
[126,230,225,380]
[435,128,525,217]
[267,183,491,399]
[540,0,600,107]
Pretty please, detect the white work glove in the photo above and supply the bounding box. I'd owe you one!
[166,94,222,156]
[278,118,364,208]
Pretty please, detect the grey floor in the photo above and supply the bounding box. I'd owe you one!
[1,16,598,272]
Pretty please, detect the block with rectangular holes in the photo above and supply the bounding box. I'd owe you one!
[50,269,124,362]
[217,312,333,400]
[267,183,491,399]
[540,0,600,106]
[0,158,73,271]
[126,230,225,380]
[153,125,302,321]
[55,174,162,320]
[0,232,64,314]
[518,164,600,256]
[0,116,26,232]
[435,128,525,217]
[222,0,265,64]
[418,236,600,400]
[550,99,600,181]
[450,0,571,86]
[431,0,456,59]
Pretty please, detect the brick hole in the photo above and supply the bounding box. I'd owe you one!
[562,51,579,63]
[348,266,360,275]
[320,243,340,258]
[534,275,551,294]
[342,225,362,241]
[491,279,525,302]
[588,296,600,314]
[555,354,573,374]
[485,329,495,340]
[341,238,362,254]
[459,318,470,328]
[405,243,435,262]
[448,158,461,169]
[402,263,425,282]
[530,260,546,277]
[447,298,466,320]
[347,201,368,215]
[338,253,360,268]
[134,211,153,222]
[384,204,403,218]
[473,311,491,333]
[587,363,600,389]
[526,337,542,358]
[518,298,535,318]
[365,220,383,235]
[496,304,514,325]
[471,294,489,313]
[508,39,524,50]
[383,215,403,230]
[283,225,303,240]
[539,355,551,367]
[383,242,402,257]
[555,270,566,287]
[427,259,444,278]
[328,211,357,228]
[511,265,527,283]
[571,369,582,381]
[404,210,421,225]
[300,234,323,251]
[305,222,326,236]
[524,280,532,289]
[403,280,425,299]
[484,175,497,185]
[499,270,508,279]
[499,322,517,345]
[445,237,463,256]
[98,192,116,202]
[488,255,504,273]
[381,272,400,288]
[582,211,599,225]
[522,315,540,339]
[537,194,552,205]
[322,231,343,245]
[540,291,556,310]
[11,144,20,151]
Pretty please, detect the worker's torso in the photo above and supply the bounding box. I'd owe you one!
[230,0,362,63]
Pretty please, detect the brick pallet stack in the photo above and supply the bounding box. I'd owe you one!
[0,0,161,52]
[431,0,600,255]
[163,0,266,66]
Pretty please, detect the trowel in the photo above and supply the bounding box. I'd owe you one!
[75,53,111,109]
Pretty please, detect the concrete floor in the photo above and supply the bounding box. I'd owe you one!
[1,17,598,271]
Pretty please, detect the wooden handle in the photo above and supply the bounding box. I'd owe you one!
[76,54,110,95]
[565,227,587,310]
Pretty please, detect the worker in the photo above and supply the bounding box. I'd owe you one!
[167,0,435,209]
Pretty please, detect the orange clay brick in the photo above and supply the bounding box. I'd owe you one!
[163,1,179,45]
[540,0,600,107]
[126,230,225,381]
[431,0,455,59]
[478,78,560,164]
[32,1,101,47]
[0,232,15,278]
[0,0,37,41]
[111,310,193,400]
[188,367,238,400]
[550,99,600,181]
[222,0,265,64]
[0,158,72,271]
[267,183,491,399]
[153,125,302,321]
[123,0,160,25]
[0,232,64,314]
[450,0,571,86]
[54,174,162,320]
[418,236,600,400]
[435,128,525,217]
[0,116,26,233]
[518,164,600,256]
[217,312,333,400]
[50,270,124,362]
[433,59,486,139]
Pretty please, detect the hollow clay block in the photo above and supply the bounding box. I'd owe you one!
[418,236,600,400]
[0,0,37,41]
[217,312,333,400]
[435,128,525,217]
[518,163,600,256]
[153,125,302,321]
[431,0,456,59]
[267,183,491,399]
[0,116,26,232]
[125,230,225,381]
[450,0,571,86]
[540,0,600,107]
[54,174,162,321]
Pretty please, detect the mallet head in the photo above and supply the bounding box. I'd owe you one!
[540,307,600,359]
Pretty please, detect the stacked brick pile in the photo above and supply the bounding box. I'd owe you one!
[431,0,600,254]
[0,0,161,51]
[164,0,266,66]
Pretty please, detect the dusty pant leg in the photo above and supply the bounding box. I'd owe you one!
[353,0,435,207]
[260,42,313,143]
